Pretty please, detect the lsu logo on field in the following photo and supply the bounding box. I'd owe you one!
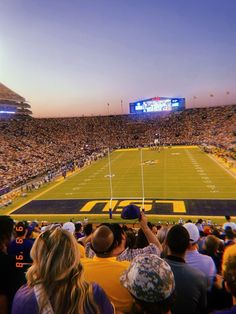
[79,199,186,214]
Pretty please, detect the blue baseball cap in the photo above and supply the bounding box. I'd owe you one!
[121,204,141,220]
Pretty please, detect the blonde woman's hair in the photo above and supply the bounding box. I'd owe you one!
[27,227,100,314]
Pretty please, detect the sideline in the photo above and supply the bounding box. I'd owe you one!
[206,153,236,180]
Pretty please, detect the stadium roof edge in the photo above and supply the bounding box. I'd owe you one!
[0,82,25,103]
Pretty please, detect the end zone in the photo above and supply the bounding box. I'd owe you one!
[10,198,236,217]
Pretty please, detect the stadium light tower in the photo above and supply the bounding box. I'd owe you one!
[121,100,123,114]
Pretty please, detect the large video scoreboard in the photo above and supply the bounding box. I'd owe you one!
[129,97,185,114]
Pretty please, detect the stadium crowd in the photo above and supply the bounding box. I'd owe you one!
[1,212,236,313]
[0,105,235,193]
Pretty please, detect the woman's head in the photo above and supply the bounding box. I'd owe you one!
[28,227,81,285]
[27,227,99,314]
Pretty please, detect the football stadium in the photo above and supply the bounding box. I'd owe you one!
[1,90,235,221]
[1,2,236,313]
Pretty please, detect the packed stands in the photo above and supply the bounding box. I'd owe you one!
[0,104,235,192]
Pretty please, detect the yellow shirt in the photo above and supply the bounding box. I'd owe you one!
[78,243,85,258]
[81,256,133,313]
[222,243,236,271]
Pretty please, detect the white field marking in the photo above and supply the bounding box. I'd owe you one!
[207,185,216,189]
[185,149,220,192]
[73,187,80,190]
[65,193,73,195]
[202,180,212,184]
[104,174,115,178]
[40,193,236,200]
[206,154,236,180]
[84,178,91,181]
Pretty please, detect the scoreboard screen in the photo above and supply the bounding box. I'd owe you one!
[129,97,185,114]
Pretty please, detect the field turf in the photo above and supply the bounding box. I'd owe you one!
[35,146,235,200]
[7,146,236,221]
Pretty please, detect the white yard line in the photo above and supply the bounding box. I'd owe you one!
[206,154,236,180]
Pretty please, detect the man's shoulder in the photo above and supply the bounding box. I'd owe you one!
[14,285,35,301]
[118,244,160,261]
[166,258,206,282]
[12,285,38,314]
[183,262,207,280]
[187,249,214,265]
[213,305,236,314]
[223,222,236,230]
[198,251,215,265]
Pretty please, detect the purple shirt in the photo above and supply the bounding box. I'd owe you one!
[12,283,114,314]
[213,305,236,314]
[185,249,216,288]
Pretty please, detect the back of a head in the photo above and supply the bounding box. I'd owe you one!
[84,223,93,236]
[135,228,149,249]
[0,216,14,248]
[125,229,136,249]
[157,226,169,244]
[183,222,200,244]
[204,235,220,255]
[91,225,114,257]
[121,254,175,314]
[27,228,81,285]
[225,215,231,222]
[166,225,190,255]
[27,227,100,313]
[225,228,235,240]
[108,223,124,246]
[75,222,82,232]
[224,256,236,297]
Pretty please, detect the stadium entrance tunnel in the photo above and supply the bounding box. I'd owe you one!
[11,199,236,216]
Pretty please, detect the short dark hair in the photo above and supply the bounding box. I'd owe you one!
[83,223,93,236]
[225,228,235,240]
[135,228,149,249]
[101,223,124,247]
[166,225,190,255]
[75,222,82,232]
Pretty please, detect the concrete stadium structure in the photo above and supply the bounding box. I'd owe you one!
[0,82,32,119]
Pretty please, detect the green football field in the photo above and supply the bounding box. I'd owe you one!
[37,146,236,200]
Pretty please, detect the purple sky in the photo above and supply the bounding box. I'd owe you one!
[0,0,236,117]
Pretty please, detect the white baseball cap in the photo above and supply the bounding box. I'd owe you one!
[183,223,200,243]
[62,222,75,234]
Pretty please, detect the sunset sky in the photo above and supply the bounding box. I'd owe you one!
[0,0,236,117]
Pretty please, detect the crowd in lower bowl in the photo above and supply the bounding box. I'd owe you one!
[1,104,235,192]
[1,212,236,313]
